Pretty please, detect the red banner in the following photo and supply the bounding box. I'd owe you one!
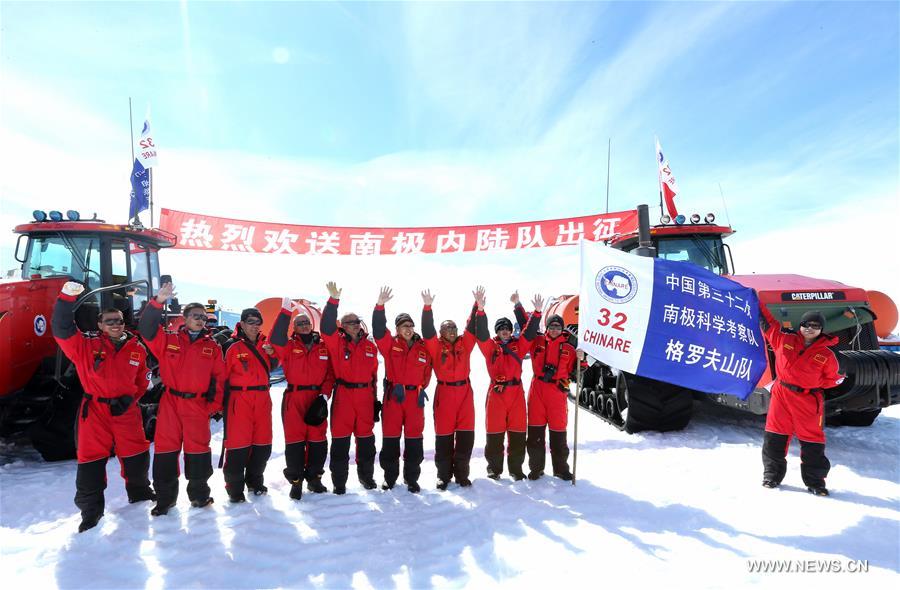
[159,208,638,256]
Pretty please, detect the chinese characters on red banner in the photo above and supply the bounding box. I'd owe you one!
[159,208,638,255]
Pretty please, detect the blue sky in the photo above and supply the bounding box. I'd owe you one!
[1,1,897,316]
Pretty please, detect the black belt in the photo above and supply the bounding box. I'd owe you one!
[82,393,126,419]
[779,381,823,394]
[397,384,420,391]
[438,379,470,387]
[231,385,269,392]
[286,384,321,392]
[335,380,371,390]
[168,387,198,399]
[492,378,522,386]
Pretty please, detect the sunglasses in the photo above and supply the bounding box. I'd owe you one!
[547,324,563,330]
[243,318,263,326]
[801,323,822,330]
[186,313,208,321]
[101,318,125,326]
[343,319,361,326]
[398,323,415,329]
[294,320,312,326]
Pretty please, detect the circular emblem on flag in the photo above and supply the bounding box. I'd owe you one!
[33,314,47,336]
[595,266,637,304]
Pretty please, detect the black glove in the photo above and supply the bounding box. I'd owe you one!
[373,399,383,422]
[417,389,428,408]
[108,395,134,417]
[392,383,406,404]
[304,394,329,426]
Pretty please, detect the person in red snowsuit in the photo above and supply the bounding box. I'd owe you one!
[138,282,226,515]
[270,298,335,499]
[52,281,155,533]
[320,281,379,495]
[475,289,542,481]
[759,306,844,496]
[373,286,433,493]
[516,304,577,481]
[221,308,279,503]
[421,288,478,490]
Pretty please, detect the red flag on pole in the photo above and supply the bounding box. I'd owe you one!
[656,139,679,218]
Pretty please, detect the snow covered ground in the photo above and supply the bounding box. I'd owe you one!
[2,367,898,589]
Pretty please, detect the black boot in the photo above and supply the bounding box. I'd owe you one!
[357,435,377,489]
[762,432,790,486]
[283,441,306,485]
[306,440,329,493]
[507,431,526,480]
[485,433,505,479]
[245,444,272,495]
[434,434,454,487]
[799,440,831,491]
[379,436,401,489]
[329,436,351,494]
[403,437,424,493]
[75,458,107,532]
[549,430,573,480]
[453,430,475,486]
[123,450,156,503]
[527,425,546,479]
[185,451,214,508]
[223,447,250,502]
[151,451,180,516]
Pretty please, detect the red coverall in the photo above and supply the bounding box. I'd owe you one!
[373,305,432,489]
[138,299,226,509]
[421,304,477,485]
[524,331,577,478]
[222,329,278,498]
[52,293,154,524]
[320,297,379,491]
[270,310,335,490]
[476,307,541,479]
[760,306,843,489]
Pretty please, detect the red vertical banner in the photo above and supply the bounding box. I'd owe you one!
[159,208,638,255]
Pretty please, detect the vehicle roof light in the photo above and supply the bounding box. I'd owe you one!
[33,210,47,222]
[66,210,80,221]
[690,213,701,224]
[705,213,716,223]
[674,214,686,225]
[660,215,671,225]
[48,210,63,222]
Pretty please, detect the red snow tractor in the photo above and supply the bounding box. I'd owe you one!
[1,211,177,460]
[555,207,900,433]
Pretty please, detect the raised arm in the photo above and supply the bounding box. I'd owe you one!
[511,291,528,330]
[52,281,86,359]
[139,282,175,356]
[421,289,436,340]
[321,281,342,337]
[269,297,293,355]
[522,294,544,342]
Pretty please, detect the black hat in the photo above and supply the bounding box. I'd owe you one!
[495,317,513,332]
[799,311,826,329]
[240,307,263,322]
[546,314,565,328]
[304,395,329,426]
[395,312,415,327]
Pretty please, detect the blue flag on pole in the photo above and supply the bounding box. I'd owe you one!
[579,241,767,399]
[129,158,150,220]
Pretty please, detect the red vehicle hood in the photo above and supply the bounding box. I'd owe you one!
[729,274,869,305]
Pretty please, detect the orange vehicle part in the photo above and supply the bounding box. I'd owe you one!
[253,298,325,333]
[543,295,579,330]
[867,290,898,339]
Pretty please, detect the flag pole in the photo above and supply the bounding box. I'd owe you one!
[655,137,664,219]
[572,352,581,486]
[605,137,611,214]
[149,168,154,228]
[129,98,135,224]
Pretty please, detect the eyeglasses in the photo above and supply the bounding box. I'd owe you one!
[547,324,563,330]
[801,323,822,330]
[101,318,125,326]
[441,325,458,331]
[294,320,312,326]
[187,313,208,321]
[398,323,415,329]
[343,319,361,326]
[243,318,262,326]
